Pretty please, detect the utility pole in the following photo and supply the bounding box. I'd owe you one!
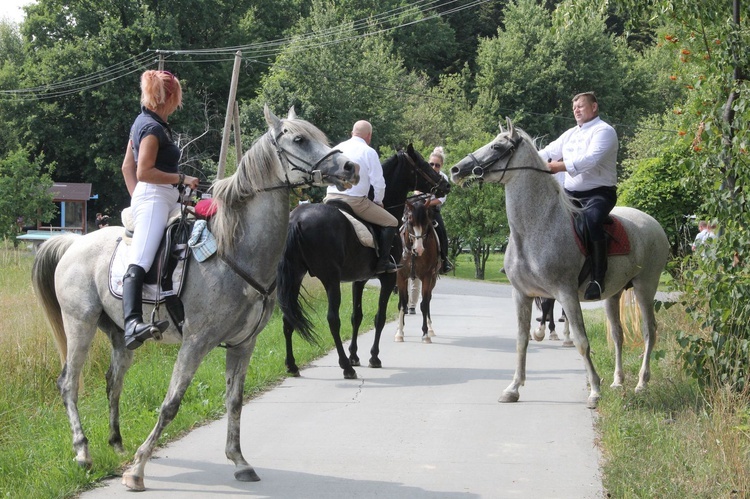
[217,51,242,180]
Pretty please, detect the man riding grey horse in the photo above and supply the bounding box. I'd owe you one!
[539,91,618,300]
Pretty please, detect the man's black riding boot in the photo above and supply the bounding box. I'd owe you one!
[122,264,168,350]
[374,226,400,273]
[584,240,607,300]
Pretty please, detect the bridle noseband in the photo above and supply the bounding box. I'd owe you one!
[266,127,344,190]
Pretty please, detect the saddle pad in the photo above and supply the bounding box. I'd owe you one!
[108,238,187,304]
[573,216,631,256]
[339,209,375,248]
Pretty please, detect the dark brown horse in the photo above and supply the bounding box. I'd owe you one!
[394,197,441,343]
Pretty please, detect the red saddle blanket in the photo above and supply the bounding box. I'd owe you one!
[573,216,631,256]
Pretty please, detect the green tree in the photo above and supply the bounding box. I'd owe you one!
[612,0,750,390]
[0,149,55,241]
[241,0,417,153]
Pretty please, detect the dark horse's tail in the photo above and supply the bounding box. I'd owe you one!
[277,222,318,344]
[31,234,79,366]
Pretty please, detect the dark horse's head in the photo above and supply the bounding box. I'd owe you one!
[381,144,451,220]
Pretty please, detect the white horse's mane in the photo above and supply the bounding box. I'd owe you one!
[513,127,582,218]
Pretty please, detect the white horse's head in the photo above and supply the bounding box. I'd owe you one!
[263,105,359,191]
[450,117,540,185]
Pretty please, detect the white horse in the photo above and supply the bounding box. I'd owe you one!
[31,106,358,491]
[450,119,669,408]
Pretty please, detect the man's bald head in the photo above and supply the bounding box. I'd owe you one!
[352,120,373,144]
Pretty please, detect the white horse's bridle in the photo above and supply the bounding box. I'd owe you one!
[466,134,551,182]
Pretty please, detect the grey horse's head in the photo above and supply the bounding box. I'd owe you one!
[450,117,529,185]
[263,105,360,191]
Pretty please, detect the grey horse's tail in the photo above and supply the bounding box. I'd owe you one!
[31,234,78,367]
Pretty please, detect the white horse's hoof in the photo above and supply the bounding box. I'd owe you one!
[634,383,647,394]
[499,390,519,403]
[586,394,601,409]
[394,334,404,343]
[532,328,545,342]
[428,330,436,337]
[562,339,574,347]
[548,332,560,341]
[422,336,432,344]
[122,472,145,491]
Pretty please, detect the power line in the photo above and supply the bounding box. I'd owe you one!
[0,0,490,101]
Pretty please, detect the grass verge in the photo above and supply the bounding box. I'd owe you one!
[584,303,749,497]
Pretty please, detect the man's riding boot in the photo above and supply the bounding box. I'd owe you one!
[374,226,400,273]
[122,264,168,350]
[584,240,607,300]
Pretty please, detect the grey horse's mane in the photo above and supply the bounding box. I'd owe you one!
[514,128,582,218]
[210,118,329,254]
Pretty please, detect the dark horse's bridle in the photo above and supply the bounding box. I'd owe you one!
[466,133,552,183]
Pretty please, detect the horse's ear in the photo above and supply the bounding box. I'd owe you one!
[287,106,297,120]
[264,104,281,130]
[506,117,519,140]
[499,120,505,133]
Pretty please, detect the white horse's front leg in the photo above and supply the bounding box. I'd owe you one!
[500,291,532,403]
[558,297,601,408]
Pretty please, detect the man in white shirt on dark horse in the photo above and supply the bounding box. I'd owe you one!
[538,91,619,300]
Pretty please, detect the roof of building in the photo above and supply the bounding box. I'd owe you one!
[49,183,92,201]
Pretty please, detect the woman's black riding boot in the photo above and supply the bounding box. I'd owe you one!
[374,226,400,273]
[122,264,168,350]
[584,240,607,300]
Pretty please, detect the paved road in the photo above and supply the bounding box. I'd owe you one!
[83,278,603,498]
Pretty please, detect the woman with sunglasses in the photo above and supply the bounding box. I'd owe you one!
[120,70,199,350]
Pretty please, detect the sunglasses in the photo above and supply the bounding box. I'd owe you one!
[429,162,442,168]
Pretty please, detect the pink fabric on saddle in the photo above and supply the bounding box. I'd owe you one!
[573,216,631,256]
[194,199,218,219]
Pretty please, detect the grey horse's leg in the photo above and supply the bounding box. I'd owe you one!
[604,291,624,388]
[101,318,135,454]
[122,341,213,491]
[500,291,532,403]
[557,295,601,408]
[225,334,261,482]
[57,315,98,469]
[633,285,658,393]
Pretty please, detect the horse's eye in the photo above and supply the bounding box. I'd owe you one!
[293,135,304,143]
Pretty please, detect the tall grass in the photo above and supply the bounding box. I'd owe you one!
[0,243,396,498]
[588,302,750,497]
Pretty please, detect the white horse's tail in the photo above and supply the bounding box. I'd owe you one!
[31,234,78,367]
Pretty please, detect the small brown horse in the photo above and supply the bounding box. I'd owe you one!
[395,196,441,343]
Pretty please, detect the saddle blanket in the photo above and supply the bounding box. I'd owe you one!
[108,239,187,304]
[339,209,375,248]
[573,216,631,256]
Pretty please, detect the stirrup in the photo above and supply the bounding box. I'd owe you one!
[583,280,603,300]
[125,320,169,350]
